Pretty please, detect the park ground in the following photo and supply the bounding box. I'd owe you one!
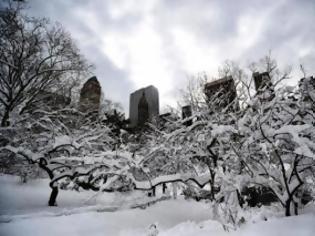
[0,174,315,236]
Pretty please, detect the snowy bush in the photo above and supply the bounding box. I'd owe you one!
[133,74,315,226]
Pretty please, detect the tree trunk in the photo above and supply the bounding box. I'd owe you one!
[285,199,293,216]
[162,183,167,194]
[172,183,177,199]
[48,186,59,206]
[209,180,215,201]
[236,189,244,208]
[152,186,156,197]
[285,195,300,216]
[294,201,298,215]
[1,109,10,127]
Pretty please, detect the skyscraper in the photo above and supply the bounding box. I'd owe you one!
[129,85,159,127]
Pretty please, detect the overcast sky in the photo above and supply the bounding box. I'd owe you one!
[26,0,315,115]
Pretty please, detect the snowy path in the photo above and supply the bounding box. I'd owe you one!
[1,175,315,236]
[1,200,315,236]
[0,175,211,235]
[0,199,214,236]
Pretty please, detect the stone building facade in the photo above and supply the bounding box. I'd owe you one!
[253,72,272,93]
[182,105,192,126]
[204,76,238,112]
[129,85,159,127]
[79,76,101,113]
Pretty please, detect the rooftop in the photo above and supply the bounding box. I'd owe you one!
[205,76,234,88]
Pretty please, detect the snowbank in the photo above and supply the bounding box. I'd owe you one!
[0,175,314,236]
[159,213,315,236]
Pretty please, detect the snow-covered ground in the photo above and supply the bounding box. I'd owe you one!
[0,174,315,236]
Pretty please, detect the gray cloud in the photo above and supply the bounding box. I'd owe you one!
[26,0,315,114]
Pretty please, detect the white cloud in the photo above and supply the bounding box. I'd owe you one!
[170,28,219,74]
[27,0,315,114]
[102,18,174,102]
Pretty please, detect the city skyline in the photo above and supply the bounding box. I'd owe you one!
[25,0,315,113]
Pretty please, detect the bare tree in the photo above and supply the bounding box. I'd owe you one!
[136,57,315,223]
[237,78,315,216]
[1,107,118,206]
[0,1,90,126]
[178,73,208,113]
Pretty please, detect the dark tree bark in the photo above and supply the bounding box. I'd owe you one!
[162,183,167,194]
[48,186,59,206]
[0,3,90,127]
[38,158,60,207]
[1,108,10,127]
[152,186,156,197]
